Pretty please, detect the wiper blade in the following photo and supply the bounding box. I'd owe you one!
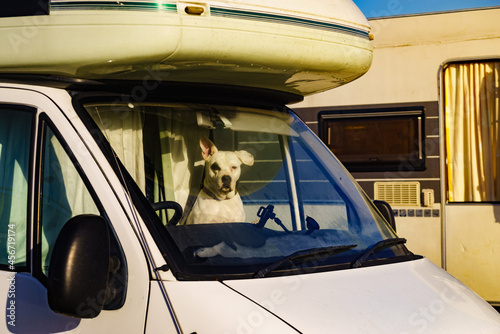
[254,244,357,278]
[351,238,407,268]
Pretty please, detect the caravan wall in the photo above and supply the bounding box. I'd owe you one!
[293,7,500,304]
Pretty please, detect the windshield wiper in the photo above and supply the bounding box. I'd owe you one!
[351,238,407,268]
[254,244,357,278]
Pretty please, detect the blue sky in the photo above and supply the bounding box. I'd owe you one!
[353,0,500,18]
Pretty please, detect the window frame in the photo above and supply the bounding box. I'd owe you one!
[33,114,108,284]
[70,89,413,281]
[31,112,129,309]
[318,107,426,172]
[442,59,500,203]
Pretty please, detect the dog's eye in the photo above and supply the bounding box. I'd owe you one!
[231,166,237,170]
[211,163,221,172]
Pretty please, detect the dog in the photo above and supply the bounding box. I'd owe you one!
[185,137,254,225]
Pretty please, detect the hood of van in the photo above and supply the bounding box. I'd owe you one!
[225,258,500,333]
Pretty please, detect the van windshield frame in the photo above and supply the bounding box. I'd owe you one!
[73,89,416,280]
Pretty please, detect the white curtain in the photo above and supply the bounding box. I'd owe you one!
[88,105,207,219]
[90,106,146,191]
[41,127,99,274]
[157,114,206,211]
[445,61,500,202]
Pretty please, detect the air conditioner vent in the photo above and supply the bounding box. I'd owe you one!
[374,182,420,206]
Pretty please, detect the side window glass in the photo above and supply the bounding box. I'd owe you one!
[0,107,33,269]
[39,123,99,275]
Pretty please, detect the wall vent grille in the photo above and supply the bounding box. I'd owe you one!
[374,182,420,206]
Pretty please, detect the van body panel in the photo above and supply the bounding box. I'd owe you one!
[226,258,500,333]
[161,280,299,333]
[445,204,500,302]
[145,282,182,334]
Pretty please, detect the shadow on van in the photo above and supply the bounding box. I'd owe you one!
[5,273,80,333]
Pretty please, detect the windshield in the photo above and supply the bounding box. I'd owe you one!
[83,101,411,279]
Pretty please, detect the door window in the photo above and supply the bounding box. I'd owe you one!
[38,122,100,275]
[36,119,126,310]
[0,106,33,269]
[444,60,500,202]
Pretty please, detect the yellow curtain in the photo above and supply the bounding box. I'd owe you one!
[445,61,500,201]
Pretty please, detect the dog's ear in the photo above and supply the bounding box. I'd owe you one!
[200,137,218,161]
[235,150,254,166]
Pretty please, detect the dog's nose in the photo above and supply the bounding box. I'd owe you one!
[222,175,231,185]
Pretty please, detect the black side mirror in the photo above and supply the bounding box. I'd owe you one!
[47,214,110,318]
[373,200,396,232]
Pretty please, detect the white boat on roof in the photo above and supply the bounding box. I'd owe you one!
[0,0,373,96]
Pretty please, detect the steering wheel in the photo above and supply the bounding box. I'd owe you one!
[151,201,183,226]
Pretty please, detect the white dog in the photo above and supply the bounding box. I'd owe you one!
[185,137,254,225]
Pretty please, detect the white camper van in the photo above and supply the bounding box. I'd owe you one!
[294,7,500,308]
[0,1,499,333]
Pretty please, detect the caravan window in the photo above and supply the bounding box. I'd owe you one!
[318,108,425,172]
[444,60,500,202]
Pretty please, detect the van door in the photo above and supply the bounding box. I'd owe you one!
[443,60,500,303]
[0,87,151,333]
